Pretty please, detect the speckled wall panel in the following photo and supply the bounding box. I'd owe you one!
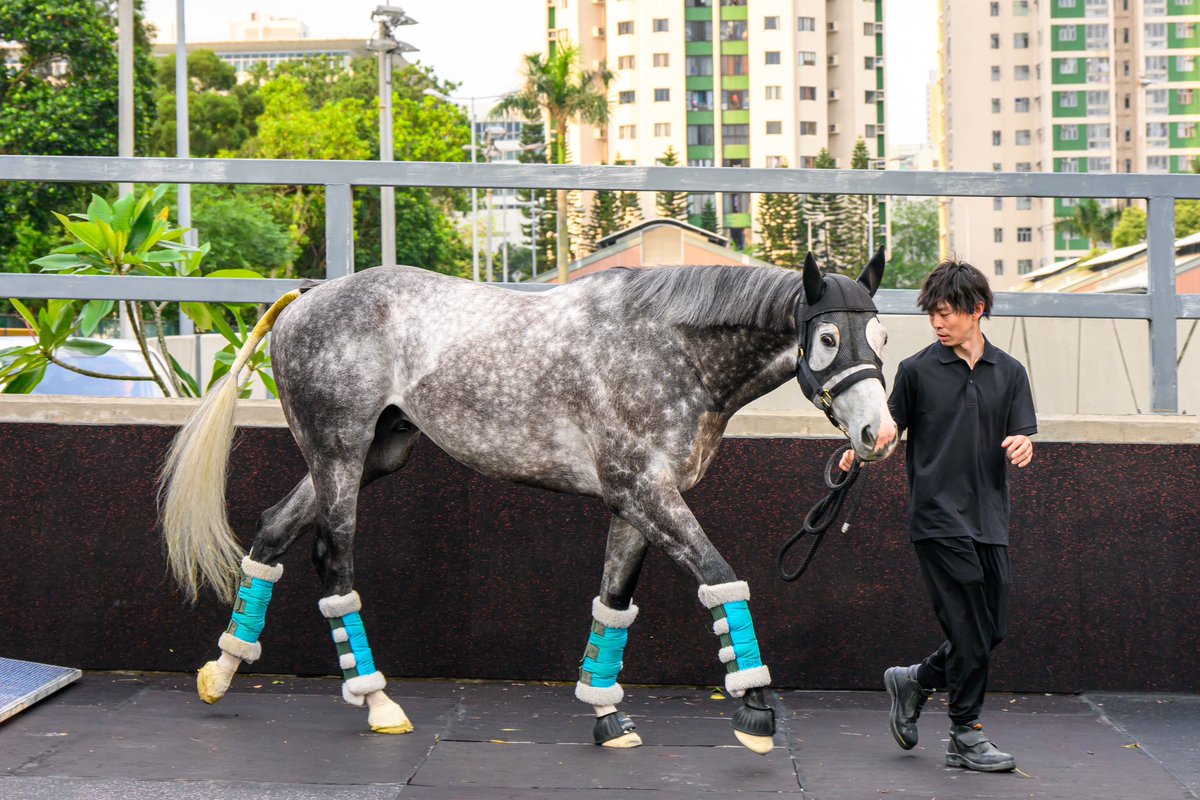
[1,422,1196,693]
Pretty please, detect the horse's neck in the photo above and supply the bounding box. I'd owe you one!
[677,325,796,414]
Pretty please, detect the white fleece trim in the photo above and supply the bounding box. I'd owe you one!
[241,556,283,583]
[713,618,730,636]
[332,627,349,643]
[318,591,362,619]
[698,580,750,609]
[575,680,624,706]
[725,665,772,698]
[718,646,736,664]
[218,632,261,663]
[592,597,639,629]
[339,653,357,670]
[342,670,386,705]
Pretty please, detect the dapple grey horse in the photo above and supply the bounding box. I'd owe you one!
[160,250,898,754]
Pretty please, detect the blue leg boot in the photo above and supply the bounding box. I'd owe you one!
[198,556,283,704]
[575,597,642,747]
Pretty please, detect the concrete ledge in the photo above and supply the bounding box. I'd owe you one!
[0,396,1197,443]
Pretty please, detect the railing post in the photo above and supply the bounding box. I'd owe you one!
[325,183,355,279]
[1146,195,1178,414]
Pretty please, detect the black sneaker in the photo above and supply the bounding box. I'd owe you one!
[946,722,1017,772]
[884,665,930,750]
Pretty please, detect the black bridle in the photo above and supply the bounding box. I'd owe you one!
[794,274,886,434]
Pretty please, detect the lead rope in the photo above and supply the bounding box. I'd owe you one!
[777,443,869,582]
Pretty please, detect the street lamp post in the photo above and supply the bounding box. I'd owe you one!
[368,6,417,269]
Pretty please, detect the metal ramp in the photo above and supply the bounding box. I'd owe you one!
[0,657,80,724]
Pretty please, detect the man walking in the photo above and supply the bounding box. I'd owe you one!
[843,259,1036,772]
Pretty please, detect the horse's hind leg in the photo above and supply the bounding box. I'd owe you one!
[576,516,648,748]
[197,478,316,704]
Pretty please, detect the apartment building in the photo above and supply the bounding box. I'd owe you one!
[938,0,1200,290]
[547,0,886,249]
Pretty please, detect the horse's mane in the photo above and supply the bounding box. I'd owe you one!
[611,265,804,332]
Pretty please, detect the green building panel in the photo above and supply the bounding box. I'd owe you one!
[1052,58,1088,84]
[1168,0,1200,13]
[721,75,750,91]
[1051,24,1086,51]
[686,76,714,91]
[547,6,554,28]
[719,4,748,21]
[877,134,885,157]
[723,143,750,160]
[722,110,750,125]
[1169,123,1200,148]
[1055,229,1090,251]
[720,40,749,56]
[1172,155,1200,172]
[877,99,885,124]
[687,145,714,161]
[1053,91,1087,117]
[685,41,713,57]
[1170,90,1200,115]
[1169,24,1200,49]
[1050,0,1085,18]
[724,212,751,228]
[685,6,713,21]
[1053,124,1088,150]
[1053,156,1088,172]
[876,64,884,90]
[688,111,715,125]
[1169,58,1200,82]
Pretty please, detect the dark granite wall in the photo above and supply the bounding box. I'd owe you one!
[2,422,1197,693]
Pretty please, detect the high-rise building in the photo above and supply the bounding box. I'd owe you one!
[546,0,887,249]
[937,0,1200,290]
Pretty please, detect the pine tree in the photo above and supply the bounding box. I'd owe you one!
[655,146,689,221]
[755,166,804,268]
[838,139,873,270]
[803,148,848,273]
[699,198,719,233]
[585,190,621,252]
[516,120,555,275]
[618,191,644,229]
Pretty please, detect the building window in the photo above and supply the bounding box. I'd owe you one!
[1059,0,1076,6]
[1017,196,1033,209]
[722,124,750,145]
[617,21,634,35]
[722,89,748,110]
[800,85,817,100]
[688,193,715,216]
[799,17,816,32]
[1179,122,1197,138]
[1016,129,1032,145]
[994,259,1004,275]
[866,124,878,137]
[765,155,785,167]
[765,85,782,100]
[994,197,1004,211]
[1014,33,1030,48]
[766,120,782,134]
[1016,162,1032,172]
[991,1,1000,15]
[653,53,669,67]
[721,55,748,75]
[765,16,780,30]
[765,51,781,65]
[991,66,1001,81]
[1061,91,1080,107]
[721,20,748,41]
[993,130,1003,145]
[800,156,817,168]
[1017,227,1032,243]
[687,125,714,145]
[800,120,818,135]
[1147,155,1170,172]
[687,90,713,110]
[994,228,1004,243]
[1060,58,1078,74]
[863,56,876,70]
[1018,259,1033,275]
[619,90,636,104]
[652,18,669,32]
[863,22,876,35]
[618,55,635,69]
[992,98,1002,112]
[654,122,671,137]
[619,125,636,139]
[1059,157,1082,172]
[686,55,712,76]
[1177,55,1196,73]
[1059,26,1077,42]
[991,33,1000,49]
[865,90,879,103]
[1015,0,1031,15]
[1015,97,1031,112]
[651,88,668,102]
[724,192,750,213]
[686,20,712,42]
[993,162,1003,171]
[799,51,817,66]
[1015,65,1031,80]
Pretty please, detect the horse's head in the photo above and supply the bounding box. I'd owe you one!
[796,247,898,462]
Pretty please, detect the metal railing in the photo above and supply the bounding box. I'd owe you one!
[1,155,1197,412]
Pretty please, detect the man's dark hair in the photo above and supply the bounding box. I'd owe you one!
[918,259,994,317]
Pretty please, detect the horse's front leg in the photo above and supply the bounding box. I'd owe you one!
[609,474,776,755]
[576,516,649,748]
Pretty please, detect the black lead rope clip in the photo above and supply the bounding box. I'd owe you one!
[777,442,870,583]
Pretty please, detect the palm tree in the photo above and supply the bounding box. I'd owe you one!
[495,41,612,283]
[1055,198,1120,251]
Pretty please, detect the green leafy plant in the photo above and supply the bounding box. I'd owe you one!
[3,186,273,398]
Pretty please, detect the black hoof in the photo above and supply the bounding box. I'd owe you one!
[732,690,776,738]
[593,711,637,745]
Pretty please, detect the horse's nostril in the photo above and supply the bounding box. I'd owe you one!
[860,425,875,447]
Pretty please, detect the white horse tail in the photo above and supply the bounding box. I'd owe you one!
[160,289,303,604]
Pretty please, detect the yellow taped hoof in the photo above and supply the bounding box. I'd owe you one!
[197,660,233,705]
[368,697,414,735]
[734,730,774,755]
[600,731,642,748]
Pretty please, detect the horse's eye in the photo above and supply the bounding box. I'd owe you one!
[820,334,836,348]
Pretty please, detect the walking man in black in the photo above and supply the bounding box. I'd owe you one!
[842,259,1036,772]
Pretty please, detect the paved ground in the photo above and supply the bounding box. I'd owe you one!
[0,673,1196,799]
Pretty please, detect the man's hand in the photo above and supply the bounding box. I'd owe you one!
[838,449,858,473]
[1001,434,1033,468]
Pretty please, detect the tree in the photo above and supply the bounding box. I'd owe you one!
[0,0,158,261]
[754,162,802,268]
[515,120,555,274]
[1111,206,1147,249]
[803,148,848,272]
[190,187,295,275]
[150,50,254,157]
[883,199,939,289]
[655,146,688,221]
[839,139,874,269]
[1056,198,1119,251]
[699,198,719,234]
[495,41,613,283]
[585,190,621,252]
[1176,200,1200,239]
[618,191,644,229]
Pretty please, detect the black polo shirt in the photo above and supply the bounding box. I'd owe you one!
[888,339,1037,545]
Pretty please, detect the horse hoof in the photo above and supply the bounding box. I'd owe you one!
[368,698,414,735]
[734,730,774,755]
[600,731,643,748]
[197,660,233,705]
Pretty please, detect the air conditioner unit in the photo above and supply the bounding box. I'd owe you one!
[592,26,605,37]
[827,54,839,66]
[829,123,841,134]
[870,158,887,170]
[874,22,884,34]
[548,29,558,40]
[828,21,840,32]
[876,123,886,134]
[874,89,885,101]
[874,56,884,68]
[594,127,607,139]
[828,89,840,100]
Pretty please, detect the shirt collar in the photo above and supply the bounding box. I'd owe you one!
[937,337,998,365]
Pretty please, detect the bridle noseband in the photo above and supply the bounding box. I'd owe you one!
[795,275,886,434]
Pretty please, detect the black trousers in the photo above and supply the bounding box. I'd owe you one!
[912,536,1011,726]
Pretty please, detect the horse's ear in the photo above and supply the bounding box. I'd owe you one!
[803,251,825,306]
[857,245,886,297]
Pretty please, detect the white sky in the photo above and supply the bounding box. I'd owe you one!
[143,0,937,148]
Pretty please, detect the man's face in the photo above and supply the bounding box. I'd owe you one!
[928,301,982,347]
